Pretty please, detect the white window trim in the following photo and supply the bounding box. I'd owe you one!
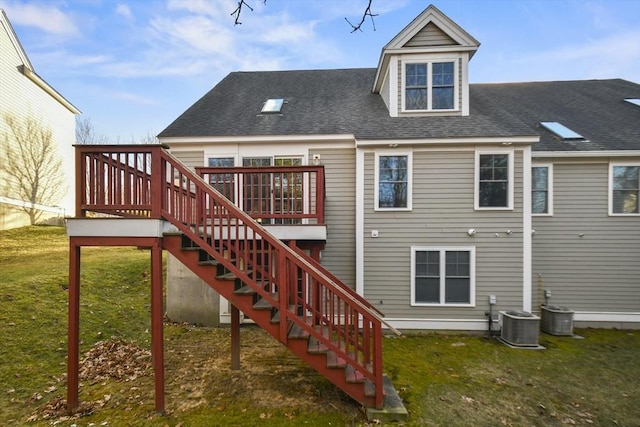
[411,246,476,307]
[608,161,640,216]
[474,149,514,211]
[400,58,459,113]
[374,151,413,211]
[532,163,553,216]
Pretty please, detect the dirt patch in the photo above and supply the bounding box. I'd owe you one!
[29,325,360,422]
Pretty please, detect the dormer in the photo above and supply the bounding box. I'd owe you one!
[373,5,480,117]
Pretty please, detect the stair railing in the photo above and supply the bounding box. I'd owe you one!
[76,144,396,407]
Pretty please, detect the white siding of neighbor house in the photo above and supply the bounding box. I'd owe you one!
[0,14,77,229]
[310,148,356,287]
[532,159,640,315]
[363,148,526,323]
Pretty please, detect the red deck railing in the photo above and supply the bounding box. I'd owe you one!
[196,165,325,225]
[75,144,395,408]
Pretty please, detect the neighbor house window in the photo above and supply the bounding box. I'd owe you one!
[404,61,456,111]
[610,164,640,215]
[375,153,412,210]
[475,151,514,209]
[412,247,475,306]
[532,165,553,215]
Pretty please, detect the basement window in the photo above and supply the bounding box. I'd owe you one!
[261,98,284,114]
[540,122,584,140]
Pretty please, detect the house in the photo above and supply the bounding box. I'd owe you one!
[157,4,639,331]
[0,9,80,230]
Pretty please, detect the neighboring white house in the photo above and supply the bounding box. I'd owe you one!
[158,5,640,330]
[0,9,80,230]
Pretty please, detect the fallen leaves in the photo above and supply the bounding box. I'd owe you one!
[79,338,152,384]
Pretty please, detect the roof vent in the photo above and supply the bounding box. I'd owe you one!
[261,98,284,114]
[540,121,584,141]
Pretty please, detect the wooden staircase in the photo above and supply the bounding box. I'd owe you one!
[72,144,404,413]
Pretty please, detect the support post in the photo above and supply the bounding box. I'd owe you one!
[231,304,240,370]
[67,241,81,413]
[150,240,165,415]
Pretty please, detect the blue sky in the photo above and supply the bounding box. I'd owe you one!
[2,0,639,142]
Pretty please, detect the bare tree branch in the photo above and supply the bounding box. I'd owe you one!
[231,0,266,26]
[1,114,66,224]
[76,116,110,145]
[345,0,377,33]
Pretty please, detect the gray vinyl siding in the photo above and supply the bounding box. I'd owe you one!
[311,148,356,287]
[170,150,205,169]
[532,159,640,313]
[363,149,525,320]
[404,22,457,47]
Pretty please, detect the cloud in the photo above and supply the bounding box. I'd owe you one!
[2,2,79,36]
[115,4,134,21]
[515,30,640,82]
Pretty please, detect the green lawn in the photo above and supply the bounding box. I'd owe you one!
[1,226,638,426]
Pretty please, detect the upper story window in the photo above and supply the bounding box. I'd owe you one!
[403,60,456,112]
[532,165,553,215]
[375,153,412,210]
[610,163,639,215]
[475,150,514,210]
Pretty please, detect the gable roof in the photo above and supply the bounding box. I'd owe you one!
[158,68,534,141]
[159,68,639,153]
[472,79,640,152]
[0,9,80,114]
[373,4,480,93]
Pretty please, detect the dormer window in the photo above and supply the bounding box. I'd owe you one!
[403,60,457,112]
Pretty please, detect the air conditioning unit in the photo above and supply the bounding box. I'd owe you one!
[541,305,574,336]
[500,310,540,347]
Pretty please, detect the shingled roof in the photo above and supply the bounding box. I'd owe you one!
[159,68,640,152]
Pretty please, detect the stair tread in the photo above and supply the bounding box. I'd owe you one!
[234,285,256,295]
[288,322,311,340]
[326,351,348,369]
[216,270,252,281]
[307,336,329,354]
[345,365,367,383]
[253,293,277,310]
[198,259,220,266]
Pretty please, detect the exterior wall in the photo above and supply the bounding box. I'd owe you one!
[0,14,77,229]
[404,22,457,47]
[532,158,640,326]
[166,252,220,326]
[170,150,205,168]
[310,148,356,287]
[380,69,391,112]
[362,147,526,330]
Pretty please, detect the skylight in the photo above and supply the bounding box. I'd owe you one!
[540,122,584,140]
[624,98,640,107]
[261,98,284,114]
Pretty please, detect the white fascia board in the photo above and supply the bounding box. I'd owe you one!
[356,136,538,148]
[383,46,479,56]
[66,218,176,237]
[159,134,357,145]
[533,150,640,158]
[20,66,81,114]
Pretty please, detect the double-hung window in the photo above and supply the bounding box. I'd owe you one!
[404,61,456,111]
[375,153,412,210]
[475,151,514,210]
[412,247,475,306]
[610,163,640,215]
[532,164,553,215]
